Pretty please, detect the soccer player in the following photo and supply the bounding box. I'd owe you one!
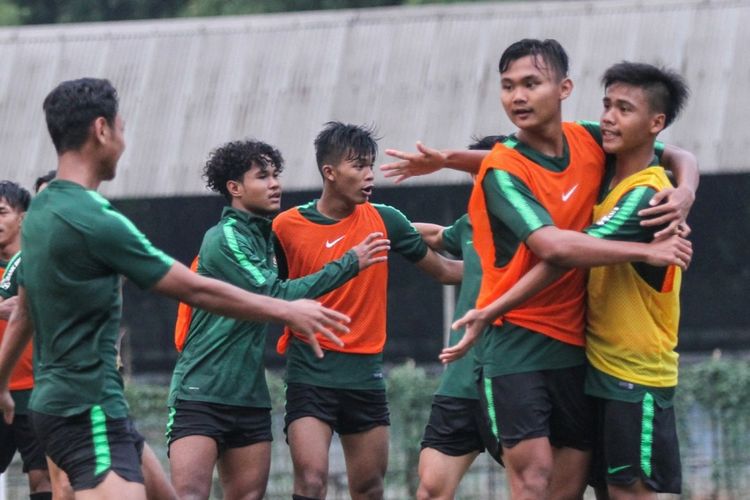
[0,78,350,500]
[382,39,697,499]
[413,135,504,500]
[166,139,389,500]
[449,62,691,500]
[272,121,462,500]
[0,181,52,500]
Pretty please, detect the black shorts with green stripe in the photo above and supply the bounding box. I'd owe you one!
[479,365,594,450]
[589,395,681,493]
[31,407,145,491]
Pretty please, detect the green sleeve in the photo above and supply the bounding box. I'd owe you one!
[373,205,428,262]
[586,187,660,242]
[577,120,602,146]
[482,169,554,242]
[442,214,469,257]
[0,251,20,299]
[208,223,359,301]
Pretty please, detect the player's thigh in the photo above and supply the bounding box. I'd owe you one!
[287,416,334,475]
[168,435,218,498]
[75,470,146,500]
[417,447,478,500]
[47,456,74,500]
[218,441,272,500]
[285,383,338,477]
[140,442,176,500]
[340,425,389,496]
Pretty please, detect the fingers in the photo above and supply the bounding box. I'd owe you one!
[305,333,325,358]
[384,149,414,161]
[451,317,469,331]
[415,141,438,157]
[2,405,13,425]
[640,211,680,228]
[363,232,384,243]
[652,218,682,239]
[320,307,350,333]
[677,223,692,238]
[647,188,671,206]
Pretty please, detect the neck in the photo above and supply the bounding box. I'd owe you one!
[516,118,565,157]
[611,141,658,186]
[0,240,19,261]
[317,188,356,220]
[56,151,103,190]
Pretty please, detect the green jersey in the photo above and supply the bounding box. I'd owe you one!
[168,206,360,408]
[435,215,482,399]
[19,180,173,418]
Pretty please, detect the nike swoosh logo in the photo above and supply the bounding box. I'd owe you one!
[562,184,579,202]
[607,464,631,474]
[325,236,345,248]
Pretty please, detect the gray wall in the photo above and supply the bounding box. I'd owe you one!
[0,0,747,197]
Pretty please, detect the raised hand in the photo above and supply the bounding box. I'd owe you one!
[284,299,350,358]
[351,232,390,271]
[381,142,447,183]
[639,186,695,238]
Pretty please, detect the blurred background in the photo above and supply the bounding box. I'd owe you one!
[0,0,748,498]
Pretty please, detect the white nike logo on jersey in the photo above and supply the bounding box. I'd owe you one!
[562,184,579,202]
[325,236,345,248]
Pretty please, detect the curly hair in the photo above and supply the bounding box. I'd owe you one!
[203,139,284,201]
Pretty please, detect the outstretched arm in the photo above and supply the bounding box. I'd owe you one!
[414,248,463,285]
[381,142,488,183]
[412,223,446,252]
[153,262,349,358]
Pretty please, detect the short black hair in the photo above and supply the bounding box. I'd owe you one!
[203,139,284,202]
[34,170,56,193]
[0,181,31,212]
[602,62,689,128]
[468,135,506,150]
[499,39,569,80]
[314,122,379,173]
[43,78,119,154]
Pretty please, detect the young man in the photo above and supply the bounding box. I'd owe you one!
[0,78,350,500]
[383,40,697,499]
[272,121,462,500]
[0,181,52,500]
[413,136,504,500]
[450,62,691,500]
[166,139,389,500]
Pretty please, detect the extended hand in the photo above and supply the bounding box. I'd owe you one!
[352,232,390,271]
[285,300,349,358]
[439,309,487,364]
[639,186,695,238]
[381,142,446,183]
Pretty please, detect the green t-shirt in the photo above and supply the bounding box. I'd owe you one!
[169,207,360,408]
[435,215,482,399]
[0,251,20,299]
[19,180,174,418]
[281,201,428,390]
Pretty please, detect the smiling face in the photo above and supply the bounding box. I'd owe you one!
[0,198,23,252]
[500,55,571,133]
[229,162,282,216]
[324,152,375,206]
[600,82,665,155]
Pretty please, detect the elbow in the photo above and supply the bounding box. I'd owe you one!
[533,241,570,266]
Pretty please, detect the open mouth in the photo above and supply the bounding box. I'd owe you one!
[513,108,533,118]
[361,186,373,197]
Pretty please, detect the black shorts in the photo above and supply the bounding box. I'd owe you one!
[480,365,594,450]
[166,400,272,455]
[31,408,144,491]
[420,395,503,465]
[284,383,389,435]
[0,414,48,473]
[589,395,681,494]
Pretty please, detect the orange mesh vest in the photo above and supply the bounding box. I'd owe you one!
[173,255,199,352]
[273,203,388,354]
[0,263,34,391]
[469,122,605,346]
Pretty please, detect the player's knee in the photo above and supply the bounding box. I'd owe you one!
[349,474,384,500]
[515,463,552,496]
[295,468,327,497]
[174,478,212,500]
[27,469,52,494]
[416,481,442,500]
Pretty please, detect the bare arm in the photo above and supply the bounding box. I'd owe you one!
[152,262,349,358]
[413,247,464,285]
[0,296,18,320]
[640,144,700,237]
[412,223,445,252]
[440,261,566,363]
[0,288,33,423]
[381,142,488,183]
[526,226,692,270]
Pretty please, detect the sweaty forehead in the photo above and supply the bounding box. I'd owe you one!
[502,54,556,80]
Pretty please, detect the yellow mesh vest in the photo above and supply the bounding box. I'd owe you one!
[586,166,681,387]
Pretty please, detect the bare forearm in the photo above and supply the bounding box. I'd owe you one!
[663,144,700,193]
[413,223,445,251]
[442,149,487,174]
[481,262,567,321]
[528,227,650,268]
